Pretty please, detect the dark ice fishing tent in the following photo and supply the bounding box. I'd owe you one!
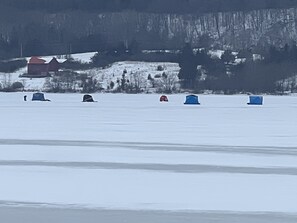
[83,94,95,102]
[184,94,200,105]
[160,95,168,102]
[247,96,263,105]
[32,93,46,101]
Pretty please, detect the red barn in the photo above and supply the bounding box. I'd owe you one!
[27,57,61,77]
[48,57,60,72]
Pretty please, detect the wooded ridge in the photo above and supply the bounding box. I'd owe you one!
[1,0,297,58]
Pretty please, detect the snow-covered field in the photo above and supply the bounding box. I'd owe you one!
[0,52,180,91]
[1,93,297,222]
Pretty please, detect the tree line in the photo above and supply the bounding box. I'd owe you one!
[1,41,297,94]
[44,43,297,94]
[1,2,297,59]
[178,44,297,94]
[2,0,297,14]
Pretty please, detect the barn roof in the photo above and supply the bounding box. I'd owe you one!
[44,57,67,64]
[28,57,67,64]
[28,57,46,64]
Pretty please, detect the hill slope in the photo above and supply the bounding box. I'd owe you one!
[0,52,180,92]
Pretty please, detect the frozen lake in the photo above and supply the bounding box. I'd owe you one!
[0,93,297,222]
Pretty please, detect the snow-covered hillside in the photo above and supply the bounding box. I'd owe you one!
[0,52,180,92]
[82,61,180,91]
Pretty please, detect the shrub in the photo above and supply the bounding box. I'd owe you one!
[0,59,27,73]
[11,82,24,90]
[157,65,164,71]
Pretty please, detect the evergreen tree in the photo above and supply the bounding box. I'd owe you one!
[178,43,198,89]
[221,50,235,65]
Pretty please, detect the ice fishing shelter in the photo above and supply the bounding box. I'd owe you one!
[160,95,168,102]
[247,96,263,105]
[184,95,200,105]
[83,94,95,102]
[32,93,46,101]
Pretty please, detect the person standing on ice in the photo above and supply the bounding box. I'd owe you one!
[24,95,27,101]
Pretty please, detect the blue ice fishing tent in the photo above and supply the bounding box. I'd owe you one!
[184,94,200,105]
[32,92,46,101]
[247,96,263,105]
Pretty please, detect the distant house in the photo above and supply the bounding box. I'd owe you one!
[26,57,63,77]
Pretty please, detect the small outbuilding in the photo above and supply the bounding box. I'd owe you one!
[184,94,200,105]
[160,95,168,102]
[247,96,263,105]
[83,94,95,102]
[32,93,46,101]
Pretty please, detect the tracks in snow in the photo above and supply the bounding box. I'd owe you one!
[0,138,297,156]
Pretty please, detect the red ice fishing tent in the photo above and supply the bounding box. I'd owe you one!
[160,95,168,102]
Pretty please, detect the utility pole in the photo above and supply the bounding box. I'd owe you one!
[69,43,72,55]
[20,43,23,58]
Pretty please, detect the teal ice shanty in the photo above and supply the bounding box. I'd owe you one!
[247,96,263,105]
[184,95,200,105]
[32,93,46,101]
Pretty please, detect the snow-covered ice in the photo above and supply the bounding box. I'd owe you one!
[0,93,297,218]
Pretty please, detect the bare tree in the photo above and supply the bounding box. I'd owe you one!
[126,71,146,93]
[156,73,179,93]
